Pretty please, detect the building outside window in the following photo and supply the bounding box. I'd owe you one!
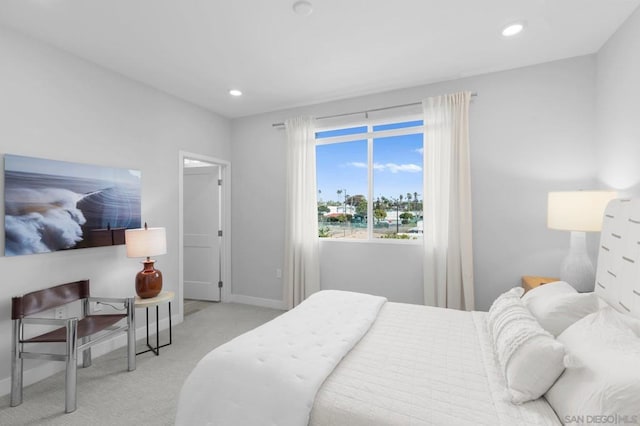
[316,118,423,241]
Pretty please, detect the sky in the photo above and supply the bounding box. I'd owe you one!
[316,121,423,204]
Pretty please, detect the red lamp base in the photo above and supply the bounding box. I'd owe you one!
[136,260,163,299]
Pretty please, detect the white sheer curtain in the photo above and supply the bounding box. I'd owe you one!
[422,92,474,310]
[284,116,320,309]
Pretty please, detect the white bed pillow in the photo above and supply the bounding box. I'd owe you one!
[545,307,640,422]
[521,280,575,302]
[522,281,600,337]
[488,288,565,404]
[487,286,524,336]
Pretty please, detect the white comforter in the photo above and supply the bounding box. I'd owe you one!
[175,290,386,426]
[310,302,560,425]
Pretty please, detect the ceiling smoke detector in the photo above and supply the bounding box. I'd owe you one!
[292,1,313,17]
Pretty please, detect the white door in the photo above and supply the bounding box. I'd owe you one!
[183,163,221,301]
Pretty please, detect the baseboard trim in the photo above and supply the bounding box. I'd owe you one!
[229,294,287,310]
[0,314,182,398]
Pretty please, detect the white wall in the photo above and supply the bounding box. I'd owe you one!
[0,26,230,394]
[320,241,423,303]
[231,55,598,311]
[596,7,640,196]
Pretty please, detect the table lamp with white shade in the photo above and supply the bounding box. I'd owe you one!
[547,190,617,292]
[125,223,167,299]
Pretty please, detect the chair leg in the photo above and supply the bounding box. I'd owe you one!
[10,320,23,407]
[65,318,78,413]
[127,297,136,371]
[82,345,92,368]
[81,299,92,368]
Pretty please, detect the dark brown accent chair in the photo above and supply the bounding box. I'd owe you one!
[10,280,135,413]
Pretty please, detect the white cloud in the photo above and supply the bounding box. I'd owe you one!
[414,148,424,155]
[375,163,422,173]
[348,162,368,169]
[348,162,422,173]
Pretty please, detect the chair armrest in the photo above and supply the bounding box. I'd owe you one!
[22,317,78,326]
[87,296,130,304]
[87,297,135,316]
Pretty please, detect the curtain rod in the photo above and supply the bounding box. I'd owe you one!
[271,92,478,128]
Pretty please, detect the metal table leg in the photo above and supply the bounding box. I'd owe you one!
[136,301,172,356]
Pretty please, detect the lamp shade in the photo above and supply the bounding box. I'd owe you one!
[125,227,167,258]
[547,191,617,232]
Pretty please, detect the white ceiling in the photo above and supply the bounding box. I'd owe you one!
[0,0,638,118]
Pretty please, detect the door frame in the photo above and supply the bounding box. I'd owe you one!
[178,150,231,318]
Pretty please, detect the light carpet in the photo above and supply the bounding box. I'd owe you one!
[0,302,283,426]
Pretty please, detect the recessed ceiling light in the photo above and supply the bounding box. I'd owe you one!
[229,89,242,97]
[292,0,313,17]
[501,22,525,37]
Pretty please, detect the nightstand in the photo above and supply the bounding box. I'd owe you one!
[521,276,559,293]
[134,290,174,356]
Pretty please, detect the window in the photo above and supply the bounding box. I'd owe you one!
[316,118,423,241]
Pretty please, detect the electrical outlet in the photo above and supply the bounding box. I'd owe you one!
[276,268,282,279]
[54,307,65,319]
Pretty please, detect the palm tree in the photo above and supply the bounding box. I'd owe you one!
[394,197,401,233]
[406,193,412,211]
[336,189,343,212]
[380,196,390,209]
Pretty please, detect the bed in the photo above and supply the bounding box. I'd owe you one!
[176,198,640,426]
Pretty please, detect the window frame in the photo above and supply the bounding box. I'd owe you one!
[315,114,424,243]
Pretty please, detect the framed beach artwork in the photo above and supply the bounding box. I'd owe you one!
[4,154,141,256]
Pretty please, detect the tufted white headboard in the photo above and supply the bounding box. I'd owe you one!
[595,198,640,319]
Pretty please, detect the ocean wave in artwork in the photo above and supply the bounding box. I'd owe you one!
[4,187,89,256]
[4,156,142,256]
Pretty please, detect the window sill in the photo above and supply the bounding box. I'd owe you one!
[318,238,422,246]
